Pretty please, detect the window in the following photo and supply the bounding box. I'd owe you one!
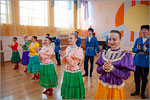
[19,1,48,26]
[0,0,10,24]
[54,1,74,28]
[77,1,89,30]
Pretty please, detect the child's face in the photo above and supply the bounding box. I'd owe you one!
[74,31,78,35]
[31,37,35,42]
[141,28,149,37]
[23,36,27,40]
[68,34,77,45]
[88,30,93,36]
[13,38,16,42]
[44,38,50,45]
[108,33,121,49]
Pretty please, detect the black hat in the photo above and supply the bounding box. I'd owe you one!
[141,25,149,30]
[88,28,94,33]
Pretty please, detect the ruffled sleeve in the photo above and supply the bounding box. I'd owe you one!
[29,42,39,53]
[120,52,135,71]
[95,51,105,74]
[71,47,84,61]
[110,52,135,80]
[35,42,39,48]
[11,42,18,50]
[29,43,35,52]
[62,46,70,64]
[43,46,54,56]
[62,47,84,67]
[39,46,54,59]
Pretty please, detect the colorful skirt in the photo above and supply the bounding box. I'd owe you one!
[27,56,41,73]
[11,51,20,63]
[21,51,29,65]
[61,69,85,99]
[40,63,58,89]
[94,80,125,99]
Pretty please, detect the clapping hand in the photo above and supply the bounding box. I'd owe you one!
[26,44,30,48]
[8,44,11,47]
[143,44,146,52]
[20,44,22,47]
[137,43,140,50]
[103,60,112,70]
[59,50,66,57]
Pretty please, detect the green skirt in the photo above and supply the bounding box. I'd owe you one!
[27,56,41,73]
[61,70,85,99]
[40,63,58,89]
[11,51,20,63]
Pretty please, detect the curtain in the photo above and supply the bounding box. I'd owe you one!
[77,0,89,30]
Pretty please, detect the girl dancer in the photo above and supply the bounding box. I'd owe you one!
[27,36,41,80]
[39,37,58,96]
[94,30,135,99]
[8,37,20,70]
[60,33,85,99]
[20,35,30,72]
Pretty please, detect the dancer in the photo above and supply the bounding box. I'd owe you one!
[20,35,30,72]
[60,33,85,99]
[39,37,58,96]
[8,37,20,70]
[94,30,135,99]
[27,36,41,80]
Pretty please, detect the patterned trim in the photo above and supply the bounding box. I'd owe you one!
[98,80,125,89]
[27,70,40,73]
[61,95,85,99]
[64,69,81,73]
[40,62,54,65]
[102,49,126,62]
[111,52,117,59]
[29,55,38,57]
[40,82,58,85]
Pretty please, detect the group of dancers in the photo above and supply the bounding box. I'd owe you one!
[8,25,149,99]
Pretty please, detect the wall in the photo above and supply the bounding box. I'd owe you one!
[88,0,124,41]
[88,0,149,51]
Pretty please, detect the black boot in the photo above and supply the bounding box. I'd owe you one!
[82,71,88,77]
[131,82,140,96]
[141,83,147,99]
[57,63,61,66]
[58,60,61,65]
[141,94,146,99]
[90,72,92,77]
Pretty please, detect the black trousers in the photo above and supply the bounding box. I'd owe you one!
[55,52,61,64]
[84,56,94,75]
[134,66,149,94]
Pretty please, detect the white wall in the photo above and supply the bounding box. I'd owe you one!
[88,0,135,51]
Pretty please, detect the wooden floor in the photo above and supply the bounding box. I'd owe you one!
[1,55,149,99]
